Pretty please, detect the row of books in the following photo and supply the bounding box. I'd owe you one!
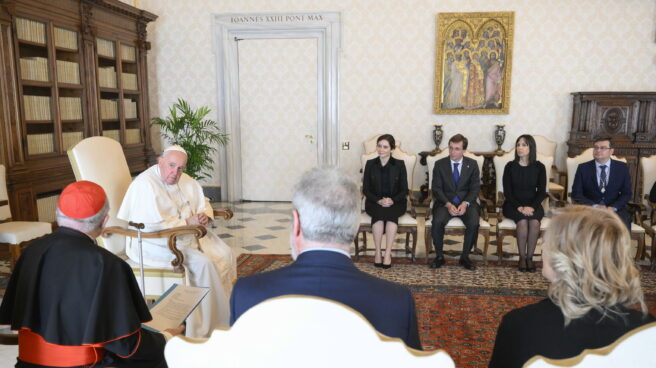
[102,129,140,144]
[24,95,51,120]
[56,60,80,84]
[100,99,118,120]
[59,97,82,120]
[99,66,117,88]
[26,131,84,155]
[124,99,138,119]
[121,44,136,62]
[16,18,46,44]
[122,73,138,90]
[97,38,115,58]
[20,57,49,81]
[54,27,78,50]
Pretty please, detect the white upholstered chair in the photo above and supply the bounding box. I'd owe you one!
[533,135,566,199]
[493,151,553,263]
[67,136,214,299]
[639,155,656,269]
[565,149,646,261]
[524,322,656,368]
[424,151,491,263]
[362,134,402,155]
[165,296,455,368]
[0,165,52,269]
[355,147,418,261]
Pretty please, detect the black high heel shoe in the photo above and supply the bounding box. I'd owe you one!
[382,256,392,269]
[374,262,383,268]
[518,257,527,272]
[526,257,536,272]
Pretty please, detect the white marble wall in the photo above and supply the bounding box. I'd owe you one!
[133,0,656,189]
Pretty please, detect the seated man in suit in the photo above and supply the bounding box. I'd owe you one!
[431,134,480,270]
[230,167,422,350]
[571,137,632,229]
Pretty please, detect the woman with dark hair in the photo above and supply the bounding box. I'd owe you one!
[502,134,546,272]
[362,134,407,269]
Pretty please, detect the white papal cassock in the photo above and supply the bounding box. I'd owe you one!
[117,165,236,338]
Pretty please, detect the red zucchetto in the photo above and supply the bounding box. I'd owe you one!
[58,181,107,219]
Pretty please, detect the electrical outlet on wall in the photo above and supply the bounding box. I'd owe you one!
[342,141,350,150]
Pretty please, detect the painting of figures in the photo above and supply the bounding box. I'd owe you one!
[434,12,514,114]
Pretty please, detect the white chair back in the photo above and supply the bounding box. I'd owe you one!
[68,136,131,254]
[0,165,11,221]
[165,296,455,368]
[640,155,656,207]
[533,135,557,158]
[363,134,402,154]
[524,322,656,368]
[392,147,417,189]
[566,148,594,199]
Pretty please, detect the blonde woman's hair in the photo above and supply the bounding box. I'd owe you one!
[543,206,646,325]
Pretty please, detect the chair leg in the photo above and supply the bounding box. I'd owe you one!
[634,233,645,262]
[362,231,368,254]
[410,228,417,263]
[651,236,656,271]
[9,243,21,270]
[497,233,504,265]
[405,232,411,256]
[483,229,490,264]
[354,232,360,260]
[424,227,432,265]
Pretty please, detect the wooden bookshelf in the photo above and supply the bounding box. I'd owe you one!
[0,0,157,221]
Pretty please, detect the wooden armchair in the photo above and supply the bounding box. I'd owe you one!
[355,147,418,261]
[565,149,646,262]
[68,137,232,299]
[423,151,491,264]
[639,155,656,270]
[0,165,52,270]
[493,151,557,263]
[533,135,567,199]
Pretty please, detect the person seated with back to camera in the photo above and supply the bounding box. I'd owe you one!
[489,206,654,368]
[362,134,408,269]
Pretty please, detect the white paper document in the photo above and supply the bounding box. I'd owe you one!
[143,284,210,332]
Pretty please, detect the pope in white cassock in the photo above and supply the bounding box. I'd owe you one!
[118,145,236,338]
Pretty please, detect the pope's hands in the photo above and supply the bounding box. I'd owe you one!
[186,213,210,226]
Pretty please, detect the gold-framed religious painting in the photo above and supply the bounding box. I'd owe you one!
[433,12,514,114]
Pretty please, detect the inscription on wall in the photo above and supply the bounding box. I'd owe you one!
[230,13,324,24]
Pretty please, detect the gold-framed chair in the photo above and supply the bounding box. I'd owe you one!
[565,148,645,261]
[639,155,656,270]
[354,147,418,261]
[493,151,555,263]
[0,165,52,270]
[423,151,491,264]
[68,136,232,299]
[533,135,566,199]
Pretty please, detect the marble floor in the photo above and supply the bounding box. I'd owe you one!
[0,201,650,366]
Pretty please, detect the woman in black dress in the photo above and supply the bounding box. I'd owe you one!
[502,135,546,272]
[362,134,407,269]
[489,206,654,368]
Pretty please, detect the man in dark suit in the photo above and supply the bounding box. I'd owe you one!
[230,167,422,350]
[571,137,632,229]
[431,134,480,270]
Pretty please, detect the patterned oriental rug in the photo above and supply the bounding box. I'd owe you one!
[236,254,656,368]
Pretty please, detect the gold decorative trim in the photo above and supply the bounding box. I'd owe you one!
[433,12,514,115]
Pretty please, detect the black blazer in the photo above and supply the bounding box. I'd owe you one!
[230,251,422,350]
[362,156,408,210]
[489,298,655,368]
[431,156,480,208]
[571,159,631,210]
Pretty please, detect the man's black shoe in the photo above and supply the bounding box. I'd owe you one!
[459,256,476,270]
[430,255,445,269]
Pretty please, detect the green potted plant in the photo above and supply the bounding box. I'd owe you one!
[151,98,229,182]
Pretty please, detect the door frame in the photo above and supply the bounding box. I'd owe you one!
[213,12,341,201]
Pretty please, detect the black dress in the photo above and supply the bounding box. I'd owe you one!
[502,160,546,221]
[363,156,408,225]
[489,298,655,368]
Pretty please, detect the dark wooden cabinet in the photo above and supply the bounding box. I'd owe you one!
[0,0,157,221]
[567,92,656,201]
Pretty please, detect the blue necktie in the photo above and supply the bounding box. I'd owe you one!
[452,163,461,205]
